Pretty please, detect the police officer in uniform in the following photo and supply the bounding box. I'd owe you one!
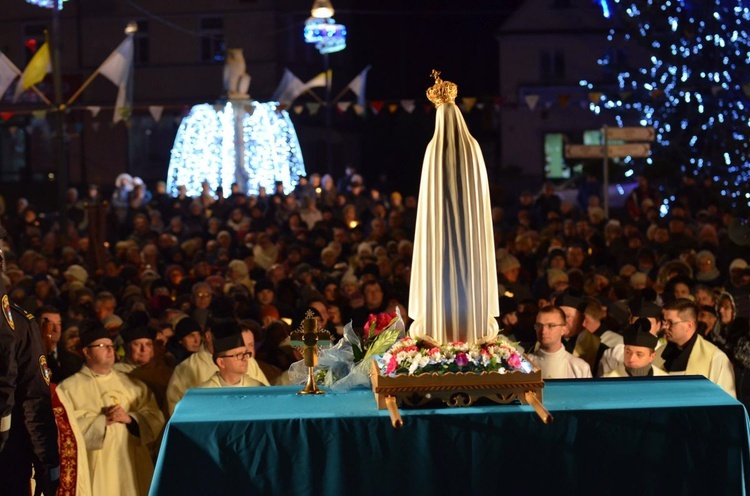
[0,227,60,495]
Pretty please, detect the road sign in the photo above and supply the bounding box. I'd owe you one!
[605,126,655,141]
[565,143,650,159]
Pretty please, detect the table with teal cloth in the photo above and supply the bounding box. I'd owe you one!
[150,376,750,496]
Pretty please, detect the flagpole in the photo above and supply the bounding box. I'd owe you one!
[66,69,100,106]
[51,3,68,246]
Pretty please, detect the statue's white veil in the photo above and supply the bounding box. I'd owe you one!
[408,102,500,344]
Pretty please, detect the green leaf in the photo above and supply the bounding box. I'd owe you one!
[361,327,402,362]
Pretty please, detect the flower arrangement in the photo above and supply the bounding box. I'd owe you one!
[289,309,406,391]
[377,335,530,377]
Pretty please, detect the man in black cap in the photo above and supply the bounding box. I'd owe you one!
[603,318,667,377]
[0,227,60,495]
[198,326,265,388]
[56,320,164,496]
[114,324,157,373]
[598,299,664,376]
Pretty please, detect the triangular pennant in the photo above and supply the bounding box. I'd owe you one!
[352,104,365,116]
[148,105,164,123]
[388,103,399,114]
[370,100,384,115]
[557,94,571,109]
[461,97,477,113]
[0,112,13,122]
[711,86,722,96]
[524,94,539,111]
[92,122,100,132]
[336,101,352,113]
[306,102,321,115]
[588,92,603,104]
[87,106,101,117]
[400,99,416,114]
[31,109,47,121]
[743,82,750,97]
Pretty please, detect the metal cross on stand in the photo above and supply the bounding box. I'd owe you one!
[290,310,331,395]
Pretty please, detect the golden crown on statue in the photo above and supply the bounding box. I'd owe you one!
[426,70,458,108]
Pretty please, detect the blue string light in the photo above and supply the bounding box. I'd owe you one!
[583,0,750,207]
[24,0,67,8]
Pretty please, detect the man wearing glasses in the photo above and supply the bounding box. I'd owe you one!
[528,306,592,379]
[199,332,265,388]
[56,321,165,496]
[661,298,736,397]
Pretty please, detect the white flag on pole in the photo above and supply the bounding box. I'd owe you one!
[0,51,20,100]
[346,65,371,107]
[98,35,134,87]
[272,69,306,105]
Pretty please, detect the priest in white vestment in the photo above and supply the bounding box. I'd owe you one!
[408,71,499,345]
[167,319,269,415]
[57,324,165,496]
[528,306,592,379]
[661,298,735,397]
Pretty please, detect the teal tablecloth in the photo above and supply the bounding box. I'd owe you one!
[150,376,750,496]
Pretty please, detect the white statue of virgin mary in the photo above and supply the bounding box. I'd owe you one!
[408,71,500,344]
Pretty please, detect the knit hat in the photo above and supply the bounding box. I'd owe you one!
[79,321,111,347]
[64,264,88,285]
[730,258,748,272]
[101,314,123,329]
[227,259,249,278]
[547,268,569,288]
[497,255,521,273]
[120,325,156,343]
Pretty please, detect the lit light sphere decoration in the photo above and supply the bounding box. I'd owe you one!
[304,17,347,54]
[25,0,67,8]
[167,102,306,197]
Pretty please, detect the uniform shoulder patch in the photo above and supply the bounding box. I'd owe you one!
[39,355,51,385]
[2,295,14,331]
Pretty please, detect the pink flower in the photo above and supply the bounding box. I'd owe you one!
[508,353,521,369]
[455,352,469,367]
[386,355,398,374]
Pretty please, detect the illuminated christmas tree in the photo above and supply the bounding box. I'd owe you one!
[583,0,750,208]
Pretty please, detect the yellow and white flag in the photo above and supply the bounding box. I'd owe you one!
[14,42,50,101]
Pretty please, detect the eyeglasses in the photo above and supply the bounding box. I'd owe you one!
[533,323,566,331]
[218,351,252,361]
[196,292,211,298]
[86,344,115,350]
[662,320,689,328]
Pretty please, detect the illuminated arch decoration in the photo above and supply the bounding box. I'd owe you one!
[167,101,306,196]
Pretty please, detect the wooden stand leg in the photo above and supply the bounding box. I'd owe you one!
[385,396,403,429]
[524,391,553,424]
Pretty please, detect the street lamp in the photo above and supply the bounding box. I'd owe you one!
[303,0,346,176]
[24,0,68,243]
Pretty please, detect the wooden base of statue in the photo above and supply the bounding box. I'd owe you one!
[371,361,552,425]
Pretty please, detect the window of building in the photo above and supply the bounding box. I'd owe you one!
[134,20,149,65]
[200,17,225,63]
[540,50,565,83]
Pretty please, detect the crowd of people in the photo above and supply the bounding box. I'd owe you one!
[0,167,749,495]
